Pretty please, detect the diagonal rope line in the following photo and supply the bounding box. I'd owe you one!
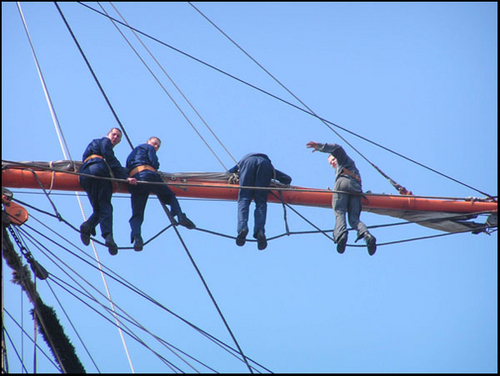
[19,2,135,372]
[187,1,410,196]
[54,2,134,150]
[96,2,227,169]
[105,1,238,168]
[21,211,271,373]
[3,160,498,202]
[159,204,255,373]
[77,1,494,199]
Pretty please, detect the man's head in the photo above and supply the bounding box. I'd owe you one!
[328,154,337,169]
[107,128,123,146]
[147,136,161,152]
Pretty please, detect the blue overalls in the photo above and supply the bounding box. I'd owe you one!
[79,137,128,239]
[127,143,183,242]
[228,153,292,237]
[318,143,368,244]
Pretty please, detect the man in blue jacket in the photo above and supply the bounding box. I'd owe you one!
[79,128,137,255]
[306,141,376,256]
[127,136,195,252]
[228,153,292,250]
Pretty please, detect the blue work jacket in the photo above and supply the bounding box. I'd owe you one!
[81,137,128,179]
[228,153,292,185]
[126,143,160,172]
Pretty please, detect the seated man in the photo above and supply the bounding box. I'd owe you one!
[127,136,195,252]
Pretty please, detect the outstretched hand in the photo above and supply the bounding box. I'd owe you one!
[306,141,320,152]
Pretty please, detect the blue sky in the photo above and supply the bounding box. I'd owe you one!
[2,2,497,373]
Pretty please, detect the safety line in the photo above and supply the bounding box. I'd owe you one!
[3,309,60,372]
[52,4,252,370]
[105,2,237,168]
[17,227,189,373]
[4,160,497,202]
[159,204,255,373]
[77,1,494,199]
[44,280,100,372]
[19,3,136,372]
[25,215,271,373]
[20,217,265,373]
[54,2,134,151]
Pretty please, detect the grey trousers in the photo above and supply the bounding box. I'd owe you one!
[332,176,368,243]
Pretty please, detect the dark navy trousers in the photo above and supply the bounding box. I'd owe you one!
[79,162,114,238]
[128,171,182,242]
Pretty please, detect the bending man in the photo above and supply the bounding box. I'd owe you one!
[228,153,292,250]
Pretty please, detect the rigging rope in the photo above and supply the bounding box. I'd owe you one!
[7,3,496,371]
[159,203,255,373]
[54,2,134,151]
[22,3,137,372]
[19,215,269,373]
[4,160,497,202]
[6,183,493,370]
[104,1,238,169]
[16,2,76,171]
[11,180,495,253]
[52,4,253,369]
[78,1,495,199]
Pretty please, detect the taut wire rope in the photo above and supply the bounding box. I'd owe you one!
[20,2,136,372]
[78,1,494,199]
[96,2,229,170]
[106,1,238,168]
[51,3,255,371]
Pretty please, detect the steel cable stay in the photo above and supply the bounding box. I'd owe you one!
[188,1,412,196]
[13,3,255,372]
[52,4,254,372]
[2,318,33,374]
[7,224,100,372]
[7,172,497,254]
[100,1,237,169]
[16,226,236,374]
[7,2,495,373]
[9,179,495,258]
[19,2,136,371]
[46,276,197,374]
[3,309,61,372]
[21,237,202,373]
[3,223,73,374]
[5,160,496,203]
[43,279,101,373]
[6,187,266,366]
[12,217,271,373]
[77,2,494,199]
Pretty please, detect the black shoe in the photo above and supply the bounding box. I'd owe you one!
[80,222,92,246]
[133,235,143,252]
[177,213,196,229]
[365,233,377,256]
[105,235,118,256]
[256,230,267,251]
[236,229,248,246]
[336,233,347,254]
